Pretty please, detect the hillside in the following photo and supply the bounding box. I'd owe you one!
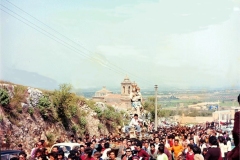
[0,81,125,154]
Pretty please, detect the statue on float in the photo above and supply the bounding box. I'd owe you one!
[120,81,152,139]
[130,82,143,117]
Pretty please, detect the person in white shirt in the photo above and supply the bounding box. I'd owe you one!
[218,136,226,159]
[154,137,161,150]
[226,137,232,153]
[193,146,204,160]
[101,143,111,159]
[199,139,207,152]
[142,141,151,154]
[125,114,142,135]
[157,144,168,160]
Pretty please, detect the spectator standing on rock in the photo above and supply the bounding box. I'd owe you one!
[125,114,142,136]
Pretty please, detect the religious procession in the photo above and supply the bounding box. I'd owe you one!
[2,89,239,160]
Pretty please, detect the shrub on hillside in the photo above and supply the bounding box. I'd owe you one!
[10,85,27,110]
[71,124,79,134]
[52,84,75,130]
[37,95,54,120]
[79,117,87,128]
[38,95,51,108]
[0,88,10,106]
[27,107,34,116]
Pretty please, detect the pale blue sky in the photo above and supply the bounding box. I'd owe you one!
[1,0,240,90]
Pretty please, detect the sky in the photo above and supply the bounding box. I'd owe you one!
[1,0,240,91]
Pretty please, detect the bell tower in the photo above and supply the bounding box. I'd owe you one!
[121,76,132,95]
[121,76,132,108]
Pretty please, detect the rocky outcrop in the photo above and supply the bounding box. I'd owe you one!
[0,82,117,157]
[27,87,43,107]
[0,105,107,155]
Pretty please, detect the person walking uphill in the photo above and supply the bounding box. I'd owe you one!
[171,139,184,160]
[204,136,221,160]
[135,143,150,160]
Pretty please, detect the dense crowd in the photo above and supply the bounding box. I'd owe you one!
[13,118,239,160]
[7,95,240,160]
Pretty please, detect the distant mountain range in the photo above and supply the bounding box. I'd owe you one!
[1,67,58,90]
[1,67,239,96]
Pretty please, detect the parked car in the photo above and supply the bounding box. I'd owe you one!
[50,143,80,157]
[1,150,21,160]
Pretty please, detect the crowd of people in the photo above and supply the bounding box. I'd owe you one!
[13,117,239,160]
[9,95,240,160]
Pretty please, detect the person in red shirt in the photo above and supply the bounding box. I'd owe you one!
[168,135,174,147]
[186,144,194,160]
[135,143,150,160]
[80,147,95,160]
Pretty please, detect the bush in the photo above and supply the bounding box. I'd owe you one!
[28,107,34,116]
[71,125,79,133]
[46,133,55,146]
[69,105,78,117]
[98,123,103,130]
[38,95,51,108]
[9,85,26,114]
[79,117,87,128]
[93,107,102,117]
[0,88,10,106]
[37,95,56,121]
[53,84,74,130]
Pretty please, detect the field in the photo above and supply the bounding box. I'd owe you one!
[143,89,240,109]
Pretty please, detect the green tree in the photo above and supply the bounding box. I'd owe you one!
[143,96,161,121]
[0,88,10,106]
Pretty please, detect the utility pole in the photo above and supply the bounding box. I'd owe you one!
[154,85,158,131]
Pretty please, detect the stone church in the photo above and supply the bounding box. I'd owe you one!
[92,76,141,109]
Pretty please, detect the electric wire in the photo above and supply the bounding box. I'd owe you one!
[0,5,127,76]
[1,2,156,86]
[4,0,152,85]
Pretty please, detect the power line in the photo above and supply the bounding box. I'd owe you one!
[2,1,155,86]
[0,5,127,76]
[1,2,155,86]
[4,0,148,83]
